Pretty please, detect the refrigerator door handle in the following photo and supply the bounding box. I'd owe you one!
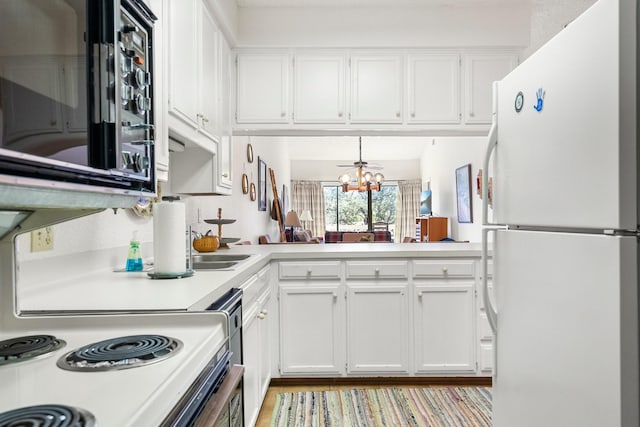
[482,120,498,226]
[482,226,500,335]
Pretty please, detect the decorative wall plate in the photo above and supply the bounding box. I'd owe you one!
[242,174,249,194]
[247,144,254,163]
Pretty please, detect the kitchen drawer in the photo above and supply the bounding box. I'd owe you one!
[345,260,408,279]
[279,261,341,280]
[413,260,475,278]
[242,265,270,306]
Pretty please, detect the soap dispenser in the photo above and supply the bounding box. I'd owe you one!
[125,231,143,271]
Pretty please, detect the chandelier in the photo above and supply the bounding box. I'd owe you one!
[337,137,384,192]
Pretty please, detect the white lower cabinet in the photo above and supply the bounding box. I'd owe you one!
[346,284,410,374]
[279,285,344,375]
[274,258,485,380]
[414,282,475,373]
[242,267,272,427]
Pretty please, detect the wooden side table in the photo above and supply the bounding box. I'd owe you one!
[415,217,448,242]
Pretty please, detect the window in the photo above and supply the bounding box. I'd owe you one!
[324,184,398,240]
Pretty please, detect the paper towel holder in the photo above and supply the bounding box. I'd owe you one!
[147,199,195,280]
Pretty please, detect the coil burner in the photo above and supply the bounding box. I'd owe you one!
[0,404,96,427]
[57,334,183,372]
[0,335,66,366]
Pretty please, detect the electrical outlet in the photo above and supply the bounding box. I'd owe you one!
[31,227,53,252]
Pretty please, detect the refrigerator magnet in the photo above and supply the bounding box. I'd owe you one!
[515,91,524,113]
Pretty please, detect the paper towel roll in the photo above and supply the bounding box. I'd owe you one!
[153,200,186,274]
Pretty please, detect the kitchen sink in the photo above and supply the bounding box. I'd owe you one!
[192,254,252,263]
[191,261,239,270]
[189,253,254,270]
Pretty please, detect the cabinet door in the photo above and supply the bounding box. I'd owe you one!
[407,54,460,124]
[236,53,290,123]
[167,0,198,127]
[464,54,517,124]
[198,3,218,139]
[216,37,232,191]
[346,284,410,373]
[414,283,476,373]
[243,311,260,427]
[147,0,168,181]
[350,54,403,123]
[279,285,344,374]
[258,291,272,398]
[293,54,346,123]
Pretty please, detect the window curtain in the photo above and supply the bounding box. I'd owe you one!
[395,179,421,242]
[291,180,326,238]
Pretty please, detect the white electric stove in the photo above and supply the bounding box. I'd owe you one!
[0,223,232,427]
[0,312,227,426]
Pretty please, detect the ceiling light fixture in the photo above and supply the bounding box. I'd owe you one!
[337,137,384,192]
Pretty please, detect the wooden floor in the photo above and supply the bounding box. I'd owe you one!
[254,377,492,427]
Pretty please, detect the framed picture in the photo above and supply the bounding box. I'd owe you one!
[455,164,473,223]
[258,157,267,211]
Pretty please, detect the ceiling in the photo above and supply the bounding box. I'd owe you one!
[237,0,531,7]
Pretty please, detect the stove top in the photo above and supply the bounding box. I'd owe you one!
[0,335,66,366]
[57,334,182,371]
[0,312,226,426]
[0,404,95,427]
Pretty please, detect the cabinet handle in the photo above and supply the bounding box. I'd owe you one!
[469,111,475,117]
[410,112,416,118]
[374,268,380,275]
[306,269,312,276]
[260,308,268,315]
[333,293,337,300]
[222,173,229,178]
[396,111,401,118]
[442,267,448,273]
[257,313,265,320]
[338,112,343,117]
[281,111,286,117]
[50,119,57,126]
[417,291,423,298]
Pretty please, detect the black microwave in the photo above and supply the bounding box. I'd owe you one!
[0,0,156,195]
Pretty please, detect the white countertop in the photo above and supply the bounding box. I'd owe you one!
[17,242,483,314]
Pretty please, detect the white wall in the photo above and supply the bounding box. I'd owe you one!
[179,136,291,244]
[237,4,530,48]
[420,137,486,242]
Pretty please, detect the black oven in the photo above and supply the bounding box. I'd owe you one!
[161,348,245,427]
[162,288,245,427]
[0,0,156,194]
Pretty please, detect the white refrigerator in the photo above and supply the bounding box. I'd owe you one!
[482,0,639,426]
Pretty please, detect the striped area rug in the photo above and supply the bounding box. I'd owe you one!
[270,387,492,427]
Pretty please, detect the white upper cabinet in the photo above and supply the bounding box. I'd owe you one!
[216,36,232,193]
[407,53,460,124]
[349,53,403,123]
[167,0,219,148]
[236,53,290,123]
[293,53,346,124]
[146,0,168,181]
[464,53,518,124]
[168,0,198,129]
[198,4,219,140]
[232,48,518,131]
